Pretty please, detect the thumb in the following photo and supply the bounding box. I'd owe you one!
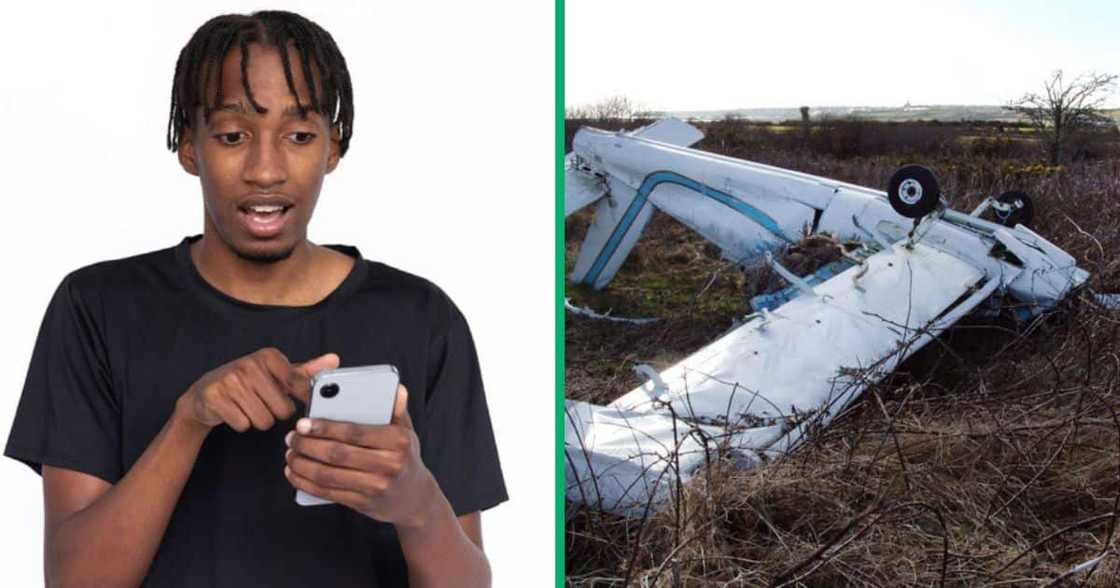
[289,353,341,404]
[391,384,413,430]
[297,352,341,378]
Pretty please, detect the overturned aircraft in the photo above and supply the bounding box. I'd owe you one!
[564,119,1090,517]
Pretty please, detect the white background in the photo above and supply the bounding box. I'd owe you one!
[0,1,553,585]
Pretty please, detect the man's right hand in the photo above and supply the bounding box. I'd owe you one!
[174,348,340,433]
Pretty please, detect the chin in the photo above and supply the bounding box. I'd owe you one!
[231,235,299,263]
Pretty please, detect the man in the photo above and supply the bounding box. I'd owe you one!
[3,10,506,587]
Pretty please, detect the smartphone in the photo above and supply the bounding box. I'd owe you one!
[295,363,400,506]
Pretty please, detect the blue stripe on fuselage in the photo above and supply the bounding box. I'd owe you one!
[582,170,794,285]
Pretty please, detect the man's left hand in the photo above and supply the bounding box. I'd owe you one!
[284,384,438,528]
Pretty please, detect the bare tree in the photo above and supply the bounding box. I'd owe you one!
[566,95,648,122]
[565,104,593,119]
[591,95,637,121]
[1005,70,1117,164]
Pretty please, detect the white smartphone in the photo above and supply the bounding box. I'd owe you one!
[295,363,400,506]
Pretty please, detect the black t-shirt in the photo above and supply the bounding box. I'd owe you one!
[4,234,508,587]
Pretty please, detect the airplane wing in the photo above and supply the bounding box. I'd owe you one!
[564,400,723,517]
[566,241,1007,516]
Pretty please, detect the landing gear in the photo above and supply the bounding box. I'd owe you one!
[967,190,1036,228]
[992,190,1034,228]
[887,164,942,219]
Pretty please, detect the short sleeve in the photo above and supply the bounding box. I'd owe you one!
[419,285,508,516]
[3,272,122,484]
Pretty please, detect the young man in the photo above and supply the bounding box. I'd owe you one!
[3,10,506,587]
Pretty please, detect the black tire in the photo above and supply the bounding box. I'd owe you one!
[887,164,941,219]
[993,190,1034,228]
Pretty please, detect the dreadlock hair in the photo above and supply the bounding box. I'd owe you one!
[166,10,354,157]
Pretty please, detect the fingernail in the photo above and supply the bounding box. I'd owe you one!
[297,418,311,434]
[284,431,293,446]
[285,449,292,460]
[284,465,291,477]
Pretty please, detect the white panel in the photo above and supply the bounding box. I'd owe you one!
[564,166,607,216]
[564,400,722,517]
[647,182,812,263]
[629,118,705,147]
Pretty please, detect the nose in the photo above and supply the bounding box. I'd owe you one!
[241,131,288,189]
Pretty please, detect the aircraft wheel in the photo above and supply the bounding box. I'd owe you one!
[887,164,941,219]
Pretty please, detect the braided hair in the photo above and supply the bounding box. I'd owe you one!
[166,10,354,157]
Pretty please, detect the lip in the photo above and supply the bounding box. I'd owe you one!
[237,204,294,238]
[238,194,295,210]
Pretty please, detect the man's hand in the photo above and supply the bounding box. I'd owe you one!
[283,384,439,528]
[175,347,340,433]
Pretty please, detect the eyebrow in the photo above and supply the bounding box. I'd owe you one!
[216,102,309,117]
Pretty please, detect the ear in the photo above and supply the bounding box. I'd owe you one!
[177,127,201,177]
[324,125,342,174]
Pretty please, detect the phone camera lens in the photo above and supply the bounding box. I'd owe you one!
[320,383,340,398]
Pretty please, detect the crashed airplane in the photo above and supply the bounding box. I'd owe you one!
[564,119,1090,518]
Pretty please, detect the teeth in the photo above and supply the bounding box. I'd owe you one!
[248,205,284,213]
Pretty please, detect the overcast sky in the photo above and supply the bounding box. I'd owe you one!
[566,0,1120,111]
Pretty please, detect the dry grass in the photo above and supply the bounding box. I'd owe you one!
[564,140,1120,586]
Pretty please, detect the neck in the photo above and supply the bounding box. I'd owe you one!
[190,230,322,306]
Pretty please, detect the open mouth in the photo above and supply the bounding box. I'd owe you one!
[238,204,294,236]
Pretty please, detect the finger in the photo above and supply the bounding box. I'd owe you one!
[286,452,388,496]
[246,358,297,420]
[296,417,412,452]
[228,370,276,430]
[288,353,341,404]
[211,386,252,432]
[216,403,252,433]
[253,349,300,416]
[284,464,370,513]
[391,384,413,430]
[287,433,403,476]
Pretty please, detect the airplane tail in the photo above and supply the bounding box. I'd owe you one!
[564,118,704,217]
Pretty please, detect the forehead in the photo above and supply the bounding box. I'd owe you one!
[201,41,324,118]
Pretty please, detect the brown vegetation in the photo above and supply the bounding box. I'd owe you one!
[565,117,1120,163]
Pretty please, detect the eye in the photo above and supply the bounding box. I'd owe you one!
[215,132,244,146]
[291,132,317,144]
